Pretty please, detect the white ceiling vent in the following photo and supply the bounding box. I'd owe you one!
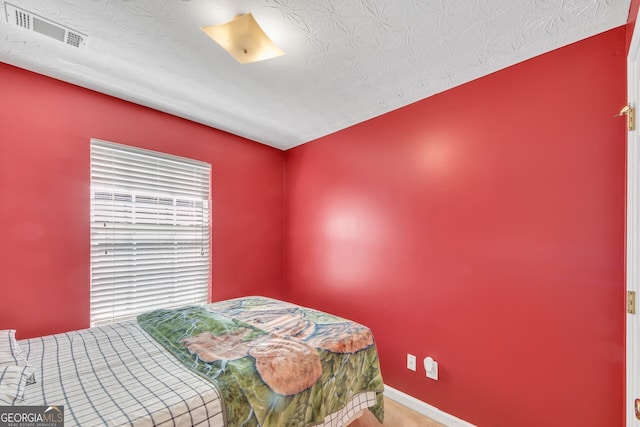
[5,3,87,48]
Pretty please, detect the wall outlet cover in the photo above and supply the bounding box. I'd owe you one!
[407,354,417,371]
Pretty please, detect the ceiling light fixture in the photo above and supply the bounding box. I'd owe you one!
[201,13,284,64]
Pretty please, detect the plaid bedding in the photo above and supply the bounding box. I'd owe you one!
[18,321,225,426]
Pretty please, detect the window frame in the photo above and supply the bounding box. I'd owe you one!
[89,138,212,326]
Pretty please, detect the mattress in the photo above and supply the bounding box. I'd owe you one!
[15,297,383,426]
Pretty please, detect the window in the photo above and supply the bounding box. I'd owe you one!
[90,139,211,326]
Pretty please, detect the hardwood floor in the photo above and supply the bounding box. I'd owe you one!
[349,397,446,427]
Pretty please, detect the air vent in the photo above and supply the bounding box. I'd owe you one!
[5,3,87,49]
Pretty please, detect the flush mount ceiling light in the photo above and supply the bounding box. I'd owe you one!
[201,13,284,64]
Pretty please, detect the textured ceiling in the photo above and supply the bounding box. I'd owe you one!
[0,0,632,150]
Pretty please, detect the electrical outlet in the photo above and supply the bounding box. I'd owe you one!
[407,354,417,371]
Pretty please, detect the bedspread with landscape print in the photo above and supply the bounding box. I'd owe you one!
[137,296,384,427]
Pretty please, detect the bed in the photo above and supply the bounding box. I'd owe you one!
[4,296,384,427]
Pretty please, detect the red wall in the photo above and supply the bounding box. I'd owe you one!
[284,28,627,427]
[0,63,285,339]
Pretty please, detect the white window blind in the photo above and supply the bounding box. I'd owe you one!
[90,139,211,326]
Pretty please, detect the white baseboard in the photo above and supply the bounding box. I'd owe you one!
[383,385,477,427]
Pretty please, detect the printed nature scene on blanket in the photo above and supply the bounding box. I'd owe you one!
[138,297,384,427]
